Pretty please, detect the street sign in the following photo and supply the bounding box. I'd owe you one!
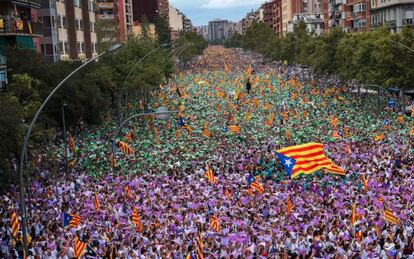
[388,100,396,108]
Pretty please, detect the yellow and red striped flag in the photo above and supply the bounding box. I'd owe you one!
[276,142,346,178]
[125,132,133,142]
[350,200,357,226]
[374,134,384,141]
[345,143,351,154]
[228,125,240,134]
[252,98,259,109]
[246,188,254,196]
[69,134,75,152]
[362,175,368,190]
[202,121,211,139]
[124,185,132,199]
[117,141,134,155]
[93,192,100,211]
[286,196,294,215]
[210,215,220,232]
[245,111,251,122]
[183,124,193,134]
[332,130,341,139]
[247,174,264,193]
[196,232,203,259]
[224,188,230,199]
[10,211,20,237]
[265,113,274,127]
[330,117,339,127]
[132,208,144,232]
[74,236,87,258]
[204,164,217,185]
[384,209,399,224]
[175,129,181,139]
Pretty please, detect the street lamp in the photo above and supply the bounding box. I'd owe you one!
[61,101,68,175]
[390,39,414,53]
[117,42,173,123]
[17,43,124,255]
[110,110,179,172]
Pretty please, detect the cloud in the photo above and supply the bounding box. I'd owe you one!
[201,0,263,9]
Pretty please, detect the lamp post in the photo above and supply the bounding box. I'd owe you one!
[390,39,414,53]
[61,101,68,175]
[110,110,179,171]
[117,43,173,123]
[18,43,124,255]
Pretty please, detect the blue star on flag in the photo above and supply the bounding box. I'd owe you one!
[276,152,296,177]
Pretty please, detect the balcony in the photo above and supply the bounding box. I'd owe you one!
[10,0,41,9]
[97,14,115,20]
[0,17,42,36]
[97,2,114,9]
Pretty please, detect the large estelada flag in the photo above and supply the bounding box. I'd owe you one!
[276,142,345,179]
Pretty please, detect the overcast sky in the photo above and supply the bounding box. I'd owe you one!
[170,0,263,27]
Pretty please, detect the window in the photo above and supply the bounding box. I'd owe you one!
[62,16,67,28]
[80,19,83,30]
[92,42,96,53]
[57,15,62,28]
[43,16,51,27]
[77,42,84,53]
[74,0,81,7]
[90,21,95,32]
[89,1,94,12]
[59,41,64,54]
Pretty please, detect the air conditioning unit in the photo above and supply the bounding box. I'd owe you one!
[78,53,86,60]
[60,54,69,61]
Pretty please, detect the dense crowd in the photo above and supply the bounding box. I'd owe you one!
[1,46,413,258]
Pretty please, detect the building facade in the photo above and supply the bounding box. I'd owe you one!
[132,0,168,23]
[371,0,413,32]
[208,19,238,42]
[169,5,182,39]
[0,0,42,54]
[242,9,263,33]
[263,0,283,36]
[197,25,208,40]
[39,0,97,61]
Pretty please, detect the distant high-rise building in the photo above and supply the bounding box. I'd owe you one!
[197,25,209,40]
[208,19,237,42]
[262,0,283,36]
[95,0,134,43]
[371,0,413,32]
[132,0,169,23]
[242,9,263,33]
[39,0,97,61]
[169,5,183,39]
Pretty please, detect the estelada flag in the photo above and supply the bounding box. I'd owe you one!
[276,142,346,179]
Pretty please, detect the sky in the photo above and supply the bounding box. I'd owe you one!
[169,0,263,27]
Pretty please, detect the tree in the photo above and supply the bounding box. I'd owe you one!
[154,14,172,45]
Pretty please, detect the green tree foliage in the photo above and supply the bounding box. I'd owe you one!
[175,31,208,63]
[0,35,178,184]
[154,14,172,45]
[239,22,414,89]
[224,32,242,48]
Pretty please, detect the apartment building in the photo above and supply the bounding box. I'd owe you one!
[263,0,283,36]
[39,0,97,61]
[371,0,413,32]
[0,0,42,54]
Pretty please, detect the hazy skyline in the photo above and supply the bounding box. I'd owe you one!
[170,0,263,26]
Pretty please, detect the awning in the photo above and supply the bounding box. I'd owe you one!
[16,35,34,50]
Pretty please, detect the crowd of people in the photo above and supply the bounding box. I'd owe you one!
[1,46,413,258]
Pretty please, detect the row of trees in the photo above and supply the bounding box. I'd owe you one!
[0,27,207,185]
[225,22,414,89]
